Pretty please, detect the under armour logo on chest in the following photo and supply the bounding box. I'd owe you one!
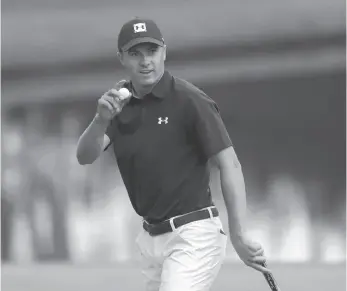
[158,117,168,124]
[134,23,147,33]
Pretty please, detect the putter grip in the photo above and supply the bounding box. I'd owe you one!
[260,262,281,291]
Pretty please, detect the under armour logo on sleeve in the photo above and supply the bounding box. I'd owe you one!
[134,23,147,33]
[158,117,168,124]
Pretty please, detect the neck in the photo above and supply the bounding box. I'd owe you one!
[132,83,154,98]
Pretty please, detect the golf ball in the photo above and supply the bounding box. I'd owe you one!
[119,88,131,99]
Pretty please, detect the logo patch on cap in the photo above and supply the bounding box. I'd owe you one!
[133,23,147,33]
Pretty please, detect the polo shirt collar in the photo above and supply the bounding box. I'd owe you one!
[128,70,172,99]
[151,70,172,98]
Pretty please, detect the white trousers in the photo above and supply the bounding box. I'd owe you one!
[135,209,227,291]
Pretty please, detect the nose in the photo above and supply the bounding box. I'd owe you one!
[139,55,151,67]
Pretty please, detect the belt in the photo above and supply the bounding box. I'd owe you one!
[143,207,219,236]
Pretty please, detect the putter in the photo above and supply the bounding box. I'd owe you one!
[259,261,281,291]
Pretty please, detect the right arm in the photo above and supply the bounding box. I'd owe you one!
[76,80,130,165]
[76,114,111,165]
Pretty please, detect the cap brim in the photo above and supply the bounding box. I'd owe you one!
[122,37,164,52]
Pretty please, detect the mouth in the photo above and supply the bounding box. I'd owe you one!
[139,70,153,75]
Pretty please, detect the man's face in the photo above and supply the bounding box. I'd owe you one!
[118,42,166,87]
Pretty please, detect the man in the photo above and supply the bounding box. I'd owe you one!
[76,17,269,291]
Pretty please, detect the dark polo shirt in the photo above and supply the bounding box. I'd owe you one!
[105,71,232,223]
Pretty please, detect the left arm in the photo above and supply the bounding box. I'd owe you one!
[210,146,247,239]
[210,146,269,273]
[188,91,269,273]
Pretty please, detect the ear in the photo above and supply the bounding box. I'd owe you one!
[163,45,167,61]
[117,51,125,66]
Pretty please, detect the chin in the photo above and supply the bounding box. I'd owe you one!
[138,76,157,86]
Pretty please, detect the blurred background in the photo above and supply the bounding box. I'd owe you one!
[1,0,346,290]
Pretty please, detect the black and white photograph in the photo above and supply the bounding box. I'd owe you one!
[2,0,346,290]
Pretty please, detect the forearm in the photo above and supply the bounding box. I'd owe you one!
[76,114,109,164]
[220,163,247,238]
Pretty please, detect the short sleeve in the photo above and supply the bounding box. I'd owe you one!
[104,118,117,151]
[190,93,233,159]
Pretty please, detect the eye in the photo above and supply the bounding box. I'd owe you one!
[149,47,158,54]
[128,51,138,57]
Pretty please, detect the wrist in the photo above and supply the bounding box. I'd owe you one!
[94,113,110,125]
[93,113,111,131]
[228,222,246,240]
[230,231,245,240]
[230,233,248,246]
